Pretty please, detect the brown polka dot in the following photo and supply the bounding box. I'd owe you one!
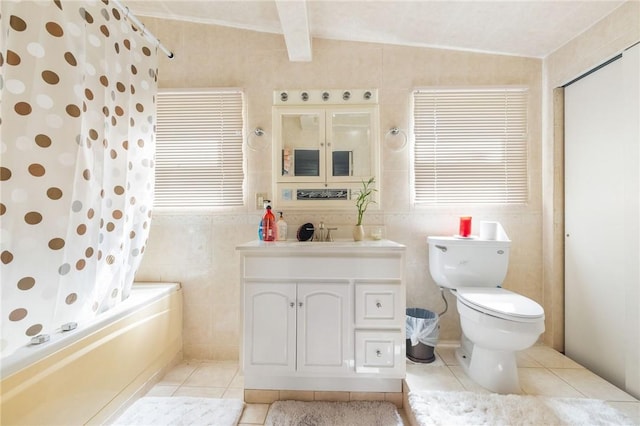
[65,293,78,304]
[112,210,123,220]
[15,102,32,115]
[24,211,43,225]
[106,222,115,231]
[100,25,109,37]
[48,238,65,250]
[79,8,94,23]
[89,129,98,140]
[130,65,137,75]
[129,231,136,239]
[136,103,144,113]
[122,140,129,150]
[46,21,64,37]
[17,277,35,290]
[26,324,43,337]
[42,70,60,84]
[7,50,21,66]
[110,149,117,159]
[112,185,124,195]
[77,224,87,235]
[100,75,109,87]
[28,164,45,177]
[106,255,115,265]
[97,250,103,260]
[47,187,63,200]
[114,106,124,116]
[85,247,94,257]
[124,39,131,50]
[87,208,95,219]
[54,0,62,10]
[82,169,91,180]
[66,104,81,117]
[130,85,136,95]
[85,88,94,100]
[137,139,144,147]
[1,167,11,181]
[75,259,85,270]
[35,134,52,148]
[64,51,77,66]
[9,308,27,321]
[142,46,151,57]
[10,15,27,31]
[1,250,14,264]
[116,82,125,92]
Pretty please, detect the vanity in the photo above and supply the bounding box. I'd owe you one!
[237,240,406,395]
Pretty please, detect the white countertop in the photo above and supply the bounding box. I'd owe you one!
[236,239,406,252]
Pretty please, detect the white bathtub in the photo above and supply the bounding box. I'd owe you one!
[1,282,183,425]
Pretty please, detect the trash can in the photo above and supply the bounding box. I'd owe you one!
[406,308,439,363]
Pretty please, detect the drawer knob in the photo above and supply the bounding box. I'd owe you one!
[376,349,382,357]
[376,301,382,308]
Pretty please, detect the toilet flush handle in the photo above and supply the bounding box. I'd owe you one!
[435,245,447,253]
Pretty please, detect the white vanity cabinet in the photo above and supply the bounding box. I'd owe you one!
[237,240,406,393]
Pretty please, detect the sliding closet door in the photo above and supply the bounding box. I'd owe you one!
[565,44,639,396]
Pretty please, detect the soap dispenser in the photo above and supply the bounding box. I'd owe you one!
[277,211,288,241]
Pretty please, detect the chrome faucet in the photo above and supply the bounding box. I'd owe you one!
[314,222,337,242]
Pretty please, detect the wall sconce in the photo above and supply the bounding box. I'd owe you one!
[247,127,268,151]
[384,127,407,151]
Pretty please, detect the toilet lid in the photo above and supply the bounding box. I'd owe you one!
[456,287,544,322]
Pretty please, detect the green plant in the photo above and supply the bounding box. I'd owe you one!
[355,177,377,226]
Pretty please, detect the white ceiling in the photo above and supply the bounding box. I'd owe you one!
[126,0,627,60]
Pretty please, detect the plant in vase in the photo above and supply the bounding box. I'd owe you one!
[353,177,376,241]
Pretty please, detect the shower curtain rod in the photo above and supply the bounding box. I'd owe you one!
[112,0,174,59]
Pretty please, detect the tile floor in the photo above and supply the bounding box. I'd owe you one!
[144,344,640,425]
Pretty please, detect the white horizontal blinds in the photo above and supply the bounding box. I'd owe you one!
[413,88,528,204]
[155,90,244,208]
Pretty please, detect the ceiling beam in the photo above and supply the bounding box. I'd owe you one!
[275,0,312,62]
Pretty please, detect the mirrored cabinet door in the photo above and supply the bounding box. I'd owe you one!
[327,107,376,182]
[276,108,325,182]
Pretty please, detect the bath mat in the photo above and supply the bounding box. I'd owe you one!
[265,400,403,426]
[408,390,634,426]
[113,396,244,426]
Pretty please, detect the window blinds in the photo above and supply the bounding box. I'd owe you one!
[413,88,528,205]
[155,90,244,208]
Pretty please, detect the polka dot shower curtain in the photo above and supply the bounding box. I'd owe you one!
[0,0,157,357]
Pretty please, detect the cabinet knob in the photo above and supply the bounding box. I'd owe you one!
[376,301,382,308]
[376,349,382,357]
[290,302,295,308]
[298,302,303,307]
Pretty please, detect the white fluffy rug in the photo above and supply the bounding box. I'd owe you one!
[265,400,403,426]
[409,390,633,426]
[113,396,244,426]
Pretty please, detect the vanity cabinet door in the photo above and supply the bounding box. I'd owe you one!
[244,283,296,374]
[296,283,351,374]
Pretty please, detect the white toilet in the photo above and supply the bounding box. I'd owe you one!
[427,222,545,394]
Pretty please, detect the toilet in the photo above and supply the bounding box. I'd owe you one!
[427,222,544,394]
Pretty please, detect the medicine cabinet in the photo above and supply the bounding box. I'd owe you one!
[272,89,380,208]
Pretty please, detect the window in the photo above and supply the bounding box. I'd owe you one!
[154,89,244,208]
[413,87,528,205]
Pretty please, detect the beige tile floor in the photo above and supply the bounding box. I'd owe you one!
[145,344,639,425]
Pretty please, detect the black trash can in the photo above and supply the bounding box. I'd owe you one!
[406,308,439,363]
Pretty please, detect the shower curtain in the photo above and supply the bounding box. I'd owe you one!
[1,0,158,357]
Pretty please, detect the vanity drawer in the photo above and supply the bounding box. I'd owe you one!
[355,283,401,326]
[355,331,404,376]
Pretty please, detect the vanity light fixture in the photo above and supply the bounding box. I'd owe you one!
[363,91,372,100]
[322,91,330,101]
[280,92,288,102]
[301,92,309,101]
[385,127,408,151]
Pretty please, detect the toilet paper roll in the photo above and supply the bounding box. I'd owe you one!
[479,221,498,240]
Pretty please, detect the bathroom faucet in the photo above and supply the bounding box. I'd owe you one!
[314,222,338,242]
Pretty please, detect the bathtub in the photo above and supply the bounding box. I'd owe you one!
[1,282,183,425]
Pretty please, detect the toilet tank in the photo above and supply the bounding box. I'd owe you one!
[427,234,511,290]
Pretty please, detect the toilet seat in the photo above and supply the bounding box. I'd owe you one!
[456,287,544,323]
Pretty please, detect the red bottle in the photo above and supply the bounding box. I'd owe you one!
[262,205,277,241]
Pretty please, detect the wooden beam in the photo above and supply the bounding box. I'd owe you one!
[275,0,312,62]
